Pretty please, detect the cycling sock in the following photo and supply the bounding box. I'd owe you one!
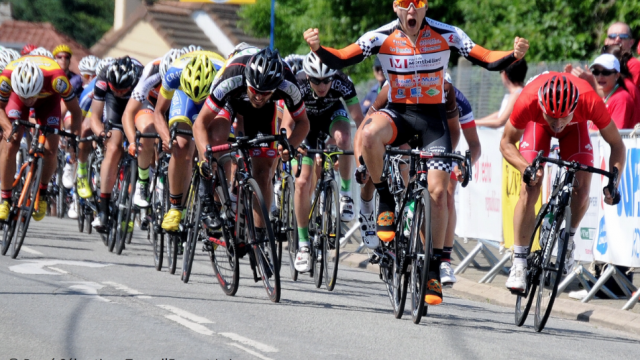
[425,249,443,305]
[38,183,48,198]
[374,181,395,242]
[360,196,374,214]
[100,193,111,214]
[431,248,443,271]
[569,227,578,241]
[77,162,88,177]
[138,166,149,183]
[513,245,529,267]
[170,193,183,210]
[340,177,351,193]
[442,246,453,263]
[298,227,310,247]
[1,189,12,201]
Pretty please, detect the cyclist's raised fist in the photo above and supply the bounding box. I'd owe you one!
[304,28,321,52]
[514,37,529,60]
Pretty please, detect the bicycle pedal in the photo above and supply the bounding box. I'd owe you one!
[508,288,526,296]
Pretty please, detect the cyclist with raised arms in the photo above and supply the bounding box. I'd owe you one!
[501,72,625,292]
[193,47,310,243]
[153,49,226,232]
[0,55,83,221]
[89,56,144,232]
[304,0,528,305]
[281,52,364,272]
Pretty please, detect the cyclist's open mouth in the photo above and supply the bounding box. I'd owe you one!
[408,19,417,27]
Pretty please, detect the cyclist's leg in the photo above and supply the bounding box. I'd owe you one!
[441,176,458,284]
[0,94,28,219]
[76,112,94,198]
[131,108,156,208]
[329,109,355,221]
[293,156,314,272]
[34,96,64,220]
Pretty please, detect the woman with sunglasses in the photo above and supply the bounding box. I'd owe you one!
[304,0,528,306]
[589,54,637,130]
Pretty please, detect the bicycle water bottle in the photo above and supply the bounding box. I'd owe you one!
[539,212,554,248]
[402,199,415,237]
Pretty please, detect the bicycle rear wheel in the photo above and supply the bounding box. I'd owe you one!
[323,179,341,291]
[243,178,280,302]
[534,208,570,332]
[409,190,431,324]
[12,159,43,259]
[283,175,299,281]
[210,173,240,295]
[77,196,84,232]
[390,200,410,319]
[152,172,167,270]
[181,175,200,283]
[56,162,64,219]
[311,193,323,289]
[167,233,179,274]
[115,159,136,255]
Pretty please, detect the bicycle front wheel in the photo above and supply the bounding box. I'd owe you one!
[534,207,571,332]
[282,175,298,281]
[181,175,200,283]
[210,171,240,295]
[243,178,280,302]
[167,233,179,274]
[409,190,431,324]
[56,163,64,219]
[12,158,43,259]
[322,179,341,291]
[115,159,136,255]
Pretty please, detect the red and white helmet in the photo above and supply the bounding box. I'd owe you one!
[11,59,44,98]
[537,75,579,118]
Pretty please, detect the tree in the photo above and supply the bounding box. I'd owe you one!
[9,0,113,48]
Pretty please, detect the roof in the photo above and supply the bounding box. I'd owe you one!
[91,1,269,58]
[0,20,91,74]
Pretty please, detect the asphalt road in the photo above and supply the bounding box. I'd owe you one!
[1,217,638,360]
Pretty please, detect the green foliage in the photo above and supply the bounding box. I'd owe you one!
[9,0,114,48]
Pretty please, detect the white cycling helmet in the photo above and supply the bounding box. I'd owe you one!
[284,54,305,75]
[96,57,115,77]
[303,51,337,79]
[160,48,184,79]
[78,55,100,76]
[182,45,203,54]
[29,47,54,59]
[11,59,44,98]
[0,49,20,72]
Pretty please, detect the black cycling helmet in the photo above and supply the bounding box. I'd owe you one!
[106,56,140,90]
[245,47,285,92]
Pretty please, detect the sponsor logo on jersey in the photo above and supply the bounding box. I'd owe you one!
[0,80,10,93]
[520,141,529,149]
[165,70,181,84]
[396,88,406,99]
[172,94,181,106]
[389,47,412,54]
[54,77,69,94]
[420,39,441,46]
[369,36,379,43]
[252,149,263,157]
[420,76,440,86]
[421,30,431,38]
[47,116,60,126]
[331,80,352,96]
[278,80,302,105]
[410,87,423,98]
[266,149,277,157]
[448,34,460,43]
[213,75,243,100]
[420,46,441,53]
[393,40,407,46]
[96,80,107,91]
[395,78,414,88]
[426,88,440,97]
[389,58,409,69]
[7,109,21,118]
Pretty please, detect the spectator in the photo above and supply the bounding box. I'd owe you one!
[604,22,640,86]
[602,44,640,124]
[475,59,528,128]
[52,44,83,99]
[590,54,636,129]
[359,56,386,115]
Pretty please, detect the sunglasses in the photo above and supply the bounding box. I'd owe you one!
[374,66,383,72]
[607,33,632,40]
[108,83,131,94]
[246,81,275,96]
[308,76,333,85]
[81,73,94,79]
[56,55,71,60]
[394,0,427,10]
[591,69,617,76]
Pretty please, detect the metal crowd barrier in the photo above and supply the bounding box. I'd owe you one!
[453,238,511,283]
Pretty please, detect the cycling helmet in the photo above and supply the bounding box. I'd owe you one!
[180,54,215,103]
[284,54,304,75]
[96,57,115,77]
[0,48,21,71]
[106,56,139,90]
[537,75,579,118]
[160,48,184,79]
[245,47,284,92]
[230,42,254,57]
[182,45,203,54]
[444,72,452,83]
[11,59,44,98]
[52,44,73,57]
[78,55,100,75]
[303,51,337,79]
[29,47,54,59]
[21,44,37,56]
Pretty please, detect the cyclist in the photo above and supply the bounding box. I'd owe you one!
[0,56,83,221]
[153,50,226,232]
[283,54,305,75]
[21,44,36,56]
[89,56,144,232]
[193,47,310,244]
[281,52,364,272]
[29,47,54,59]
[501,72,625,292]
[53,44,83,100]
[0,48,20,72]
[304,0,528,305]
[122,48,183,209]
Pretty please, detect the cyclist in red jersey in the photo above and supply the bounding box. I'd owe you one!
[500,72,625,292]
[0,56,83,221]
[305,0,529,306]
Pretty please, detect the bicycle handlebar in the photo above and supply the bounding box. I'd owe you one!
[8,120,76,144]
[167,124,193,151]
[381,146,472,187]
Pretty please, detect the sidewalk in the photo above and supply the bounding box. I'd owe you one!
[338,229,640,337]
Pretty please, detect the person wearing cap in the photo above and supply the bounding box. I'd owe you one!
[53,44,83,100]
[359,56,386,115]
[590,54,637,129]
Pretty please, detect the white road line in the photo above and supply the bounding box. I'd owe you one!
[164,315,214,336]
[47,267,68,274]
[103,281,144,295]
[157,305,214,324]
[137,295,153,299]
[228,343,274,360]
[219,333,278,353]
[65,282,110,302]
[9,260,111,275]
[20,246,43,255]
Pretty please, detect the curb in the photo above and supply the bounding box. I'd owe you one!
[338,251,640,337]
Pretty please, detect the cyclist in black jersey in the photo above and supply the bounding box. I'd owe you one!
[281,52,364,272]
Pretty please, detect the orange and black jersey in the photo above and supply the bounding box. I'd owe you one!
[315,18,517,105]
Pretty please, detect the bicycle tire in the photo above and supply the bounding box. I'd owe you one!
[409,190,431,324]
[181,174,200,283]
[1,185,21,256]
[323,179,341,291]
[85,210,93,234]
[534,207,571,332]
[56,162,64,219]
[152,172,166,271]
[12,158,43,259]
[283,176,298,281]
[77,196,84,232]
[243,178,280,302]
[311,191,323,289]
[115,159,136,255]
[390,199,410,319]
[167,233,178,274]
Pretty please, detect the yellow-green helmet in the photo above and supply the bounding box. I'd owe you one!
[180,54,215,102]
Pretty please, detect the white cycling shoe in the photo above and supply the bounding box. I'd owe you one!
[340,195,355,222]
[440,262,457,285]
[359,211,378,249]
[506,263,527,292]
[294,246,312,272]
[62,162,75,189]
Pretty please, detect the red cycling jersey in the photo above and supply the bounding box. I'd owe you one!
[0,55,75,102]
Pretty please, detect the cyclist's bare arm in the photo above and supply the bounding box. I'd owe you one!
[599,120,626,203]
[500,122,530,174]
[122,98,143,145]
[153,94,172,148]
[89,99,106,136]
[280,108,309,149]
[462,127,482,166]
[0,101,12,140]
[65,97,83,135]
[347,102,364,128]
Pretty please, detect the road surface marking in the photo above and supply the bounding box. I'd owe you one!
[228,343,274,360]
[137,295,153,299]
[164,314,214,336]
[64,282,110,302]
[219,332,278,353]
[157,305,214,324]
[9,260,111,275]
[20,246,43,255]
[48,267,68,274]
[103,281,144,295]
